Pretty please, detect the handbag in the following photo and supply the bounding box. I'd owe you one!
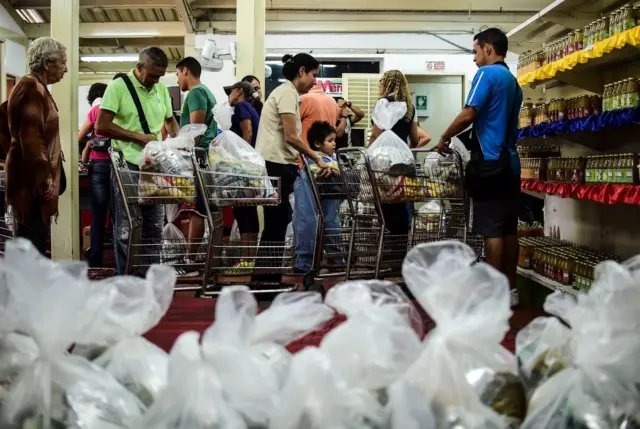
[464,74,520,201]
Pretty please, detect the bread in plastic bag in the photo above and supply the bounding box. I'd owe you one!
[73,265,176,406]
[522,256,640,429]
[136,331,246,429]
[201,286,334,428]
[367,98,415,175]
[322,280,423,401]
[0,239,145,429]
[392,241,526,429]
[208,103,277,202]
[269,346,384,429]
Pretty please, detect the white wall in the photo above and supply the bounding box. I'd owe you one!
[0,4,26,77]
[193,33,517,104]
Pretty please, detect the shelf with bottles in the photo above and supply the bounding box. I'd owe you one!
[517,81,640,143]
[517,235,620,294]
[521,153,640,205]
[517,7,640,91]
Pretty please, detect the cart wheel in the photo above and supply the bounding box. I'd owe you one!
[302,270,316,291]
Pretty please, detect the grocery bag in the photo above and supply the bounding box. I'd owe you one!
[390,241,525,429]
[367,98,415,175]
[0,239,145,429]
[135,331,246,429]
[209,103,277,202]
[161,204,187,265]
[200,286,334,427]
[521,257,640,429]
[72,265,176,406]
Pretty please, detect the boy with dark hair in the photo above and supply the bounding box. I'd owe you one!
[175,56,217,275]
[437,27,523,303]
[293,121,344,274]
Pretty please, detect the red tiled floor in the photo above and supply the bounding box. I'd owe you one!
[144,295,543,354]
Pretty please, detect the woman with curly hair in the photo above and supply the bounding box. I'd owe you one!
[368,70,421,249]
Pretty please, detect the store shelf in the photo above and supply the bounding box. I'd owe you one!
[517,26,640,93]
[507,0,624,55]
[521,179,640,205]
[517,267,579,296]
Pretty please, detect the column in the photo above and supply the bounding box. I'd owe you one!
[184,33,197,57]
[50,0,80,260]
[235,0,265,87]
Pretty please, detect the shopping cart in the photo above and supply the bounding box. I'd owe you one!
[192,148,295,296]
[337,147,479,278]
[110,148,215,290]
[0,170,15,255]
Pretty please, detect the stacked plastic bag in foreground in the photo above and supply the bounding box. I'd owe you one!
[1,237,640,429]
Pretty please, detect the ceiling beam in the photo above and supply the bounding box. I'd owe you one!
[79,61,178,73]
[191,0,543,12]
[0,0,25,31]
[174,0,195,33]
[25,22,186,39]
[12,0,175,8]
[80,37,184,48]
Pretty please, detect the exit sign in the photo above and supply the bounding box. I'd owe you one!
[426,61,445,71]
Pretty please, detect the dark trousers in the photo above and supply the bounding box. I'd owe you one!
[87,160,111,267]
[253,161,298,283]
[17,206,48,256]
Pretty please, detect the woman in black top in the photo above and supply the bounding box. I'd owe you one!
[368,70,420,240]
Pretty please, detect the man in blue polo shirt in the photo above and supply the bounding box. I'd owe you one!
[438,28,523,293]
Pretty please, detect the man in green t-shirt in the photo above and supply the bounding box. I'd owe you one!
[176,56,217,149]
[176,57,217,268]
[96,46,179,276]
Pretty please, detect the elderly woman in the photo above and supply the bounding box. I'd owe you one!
[5,37,67,255]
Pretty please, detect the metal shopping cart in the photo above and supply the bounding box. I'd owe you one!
[192,148,295,296]
[337,147,481,278]
[0,170,15,255]
[110,148,216,290]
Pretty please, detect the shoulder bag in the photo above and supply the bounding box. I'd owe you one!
[464,79,520,201]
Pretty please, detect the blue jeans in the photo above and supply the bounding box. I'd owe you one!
[111,162,163,275]
[87,160,111,267]
[293,172,344,272]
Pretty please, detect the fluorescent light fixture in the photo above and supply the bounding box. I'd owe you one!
[16,8,44,24]
[265,60,281,65]
[81,54,139,62]
[322,64,337,68]
[91,32,161,37]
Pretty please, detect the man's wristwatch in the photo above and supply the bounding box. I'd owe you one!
[440,135,451,145]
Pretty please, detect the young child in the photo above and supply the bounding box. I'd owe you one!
[293,121,345,273]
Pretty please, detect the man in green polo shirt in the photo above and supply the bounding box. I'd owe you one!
[96,46,179,275]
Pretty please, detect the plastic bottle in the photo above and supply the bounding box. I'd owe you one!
[603,84,611,112]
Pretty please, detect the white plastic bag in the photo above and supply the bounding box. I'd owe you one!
[367,98,415,174]
[74,265,176,406]
[140,124,206,175]
[322,281,423,392]
[201,286,334,427]
[392,241,522,429]
[208,103,276,201]
[0,239,145,429]
[522,257,640,429]
[136,331,246,429]
[269,347,383,429]
[161,204,187,265]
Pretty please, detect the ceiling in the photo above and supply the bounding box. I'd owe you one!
[4,0,579,71]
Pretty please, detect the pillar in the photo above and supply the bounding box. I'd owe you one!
[184,33,197,57]
[50,0,80,260]
[236,0,265,89]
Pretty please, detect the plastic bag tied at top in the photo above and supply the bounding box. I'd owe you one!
[140,124,206,175]
[367,98,415,174]
[392,240,519,429]
[0,239,145,429]
[200,286,334,427]
[522,256,640,429]
[136,331,246,429]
